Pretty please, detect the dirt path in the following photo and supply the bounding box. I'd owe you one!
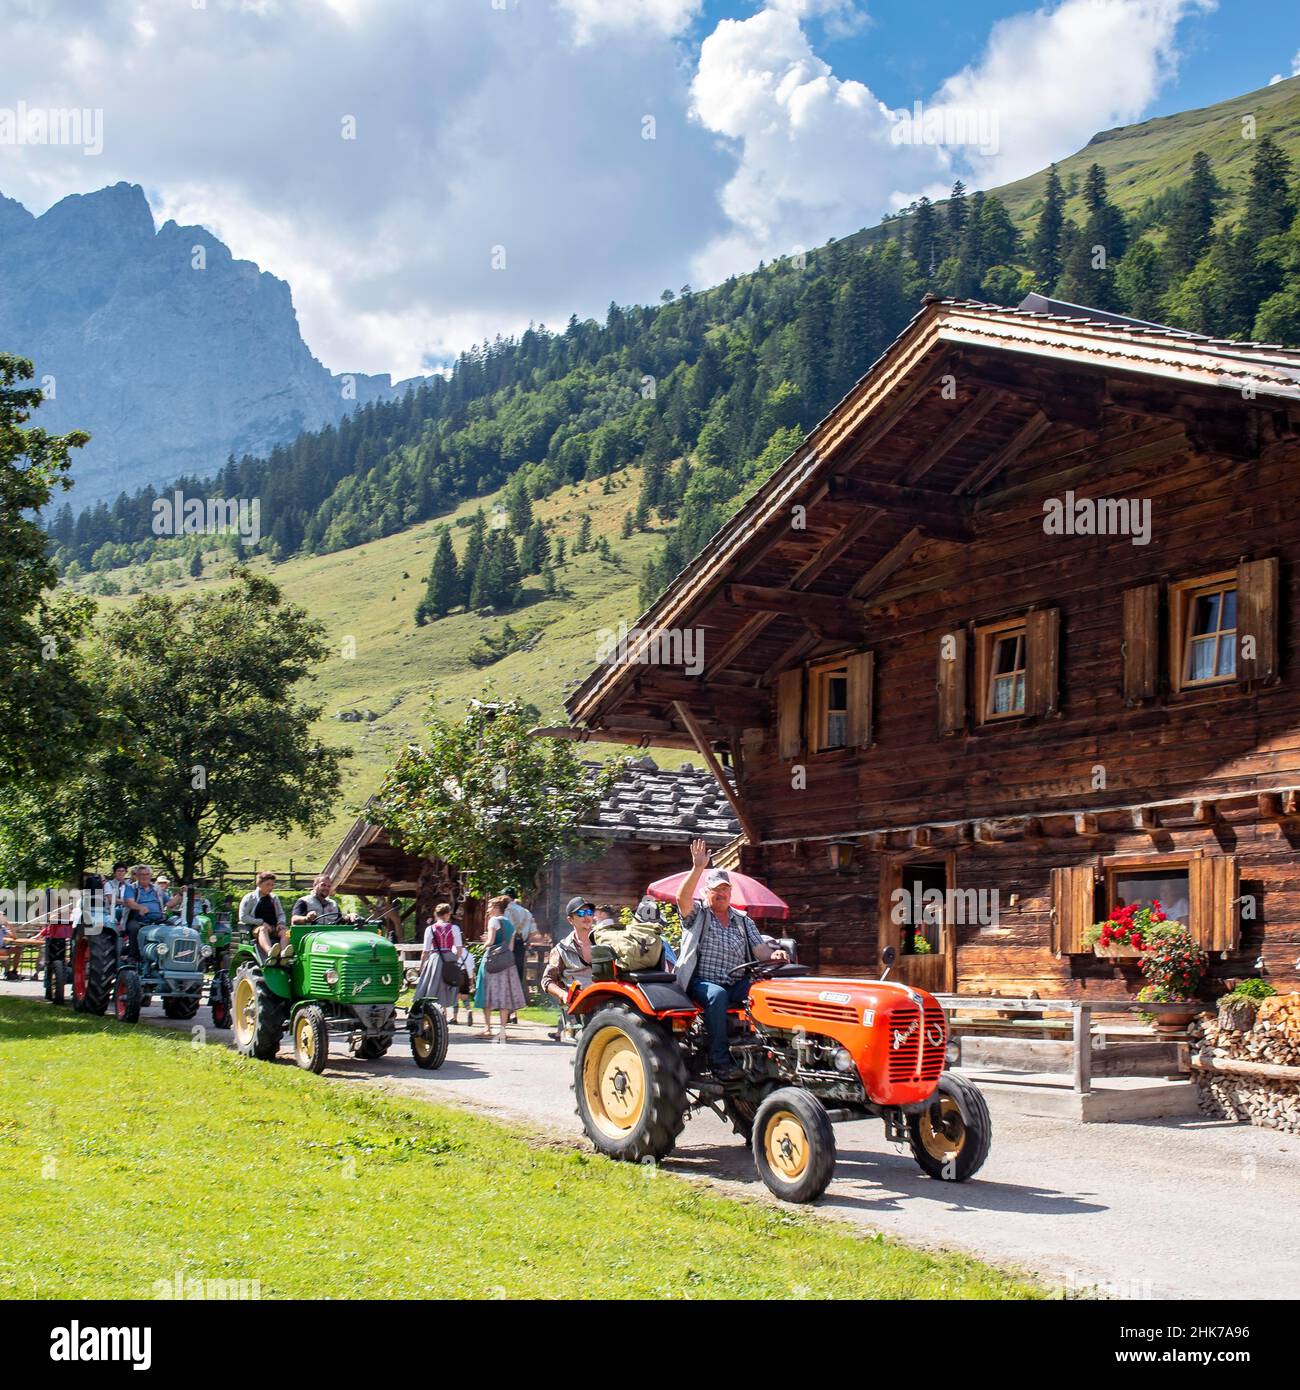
[10,980,1300,1299]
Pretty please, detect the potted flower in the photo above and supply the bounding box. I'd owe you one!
[1137,922,1208,1034]
[1086,900,1166,959]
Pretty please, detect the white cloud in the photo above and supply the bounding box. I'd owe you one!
[557,0,701,45]
[688,9,946,284]
[0,0,729,377]
[927,0,1216,186]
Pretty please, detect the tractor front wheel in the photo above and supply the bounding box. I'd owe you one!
[574,1005,687,1163]
[114,969,142,1024]
[409,1004,448,1070]
[292,1006,330,1073]
[907,1072,992,1182]
[752,1088,836,1204]
[163,995,201,1020]
[231,964,287,1061]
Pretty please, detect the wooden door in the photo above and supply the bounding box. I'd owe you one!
[879,853,957,993]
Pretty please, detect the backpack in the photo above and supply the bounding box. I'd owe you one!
[593,917,663,972]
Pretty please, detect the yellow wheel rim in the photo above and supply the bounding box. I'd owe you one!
[413,1016,434,1058]
[295,1012,317,1062]
[764,1111,810,1181]
[232,974,257,1047]
[918,1096,966,1163]
[582,1026,647,1140]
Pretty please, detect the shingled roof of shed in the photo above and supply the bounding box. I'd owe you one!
[581,756,739,845]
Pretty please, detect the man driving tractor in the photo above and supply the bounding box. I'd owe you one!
[291,872,355,929]
[676,838,787,1082]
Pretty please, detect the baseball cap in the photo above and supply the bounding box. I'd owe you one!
[704,869,731,889]
[565,896,595,916]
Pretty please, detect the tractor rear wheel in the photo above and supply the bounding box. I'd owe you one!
[114,969,142,1024]
[907,1072,992,1182]
[574,1005,687,1163]
[292,1005,329,1073]
[409,1004,448,1070]
[752,1088,836,1204]
[231,964,287,1061]
[163,995,201,1020]
[72,930,115,1015]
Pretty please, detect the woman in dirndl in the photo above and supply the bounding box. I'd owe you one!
[414,903,465,1019]
[474,894,526,1041]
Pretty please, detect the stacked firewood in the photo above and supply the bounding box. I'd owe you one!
[1191,992,1300,1133]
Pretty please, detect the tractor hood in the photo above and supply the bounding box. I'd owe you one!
[137,921,206,973]
[300,928,401,1005]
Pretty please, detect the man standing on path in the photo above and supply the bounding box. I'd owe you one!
[675,838,785,1082]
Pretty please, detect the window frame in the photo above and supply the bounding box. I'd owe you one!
[806,655,851,753]
[1102,853,1193,926]
[975,616,1029,725]
[1169,570,1238,693]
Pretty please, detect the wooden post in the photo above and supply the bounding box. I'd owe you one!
[672,701,760,846]
[1072,1003,1092,1095]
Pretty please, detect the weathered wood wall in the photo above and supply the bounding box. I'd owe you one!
[736,416,1300,995]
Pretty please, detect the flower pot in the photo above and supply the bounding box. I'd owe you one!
[1153,1005,1199,1036]
[1093,943,1144,960]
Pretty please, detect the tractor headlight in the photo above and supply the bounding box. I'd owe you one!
[201,944,213,960]
[156,942,168,958]
[324,968,339,986]
[833,1048,854,1073]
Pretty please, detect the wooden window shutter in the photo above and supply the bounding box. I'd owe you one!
[1190,854,1240,953]
[776,667,803,760]
[846,650,874,749]
[936,629,967,735]
[1121,583,1159,704]
[1237,557,1279,683]
[878,856,903,965]
[1025,607,1061,717]
[1051,864,1096,955]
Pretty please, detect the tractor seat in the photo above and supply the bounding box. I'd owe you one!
[621,970,676,985]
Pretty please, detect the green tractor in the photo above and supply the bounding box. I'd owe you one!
[229,919,448,1074]
[195,910,233,1030]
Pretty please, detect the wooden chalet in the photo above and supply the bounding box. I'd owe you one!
[561,294,1300,998]
[323,760,739,940]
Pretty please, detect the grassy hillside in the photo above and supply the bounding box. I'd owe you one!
[94,469,677,869]
[992,76,1300,227]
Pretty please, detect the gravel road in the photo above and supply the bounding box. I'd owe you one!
[10,980,1300,1300]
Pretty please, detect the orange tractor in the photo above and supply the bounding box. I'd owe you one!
[569,947,990,1203]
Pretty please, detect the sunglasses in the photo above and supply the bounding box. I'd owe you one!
[573,907,595,918]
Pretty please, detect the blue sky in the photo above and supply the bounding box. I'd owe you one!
[1,1,1297,377]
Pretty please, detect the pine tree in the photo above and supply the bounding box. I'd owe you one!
[793,276,835,420]
[1030,164,1067,288]
[554,536,566,567]
[1165,151,1222,278]
[908,197,940,274]
[417,528,459,622]
[1081,163,1128,266]
[461,508,487,604]
[520,519,549,574]
[977,196,1020,269]
[621,510,634,539]
[505,478,533,534]
[944,181,968,259]
[575,513,592,553]
[1243,135,1297,244]
[189,551,203,578]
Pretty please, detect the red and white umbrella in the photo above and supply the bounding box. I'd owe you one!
[645,869,790,920]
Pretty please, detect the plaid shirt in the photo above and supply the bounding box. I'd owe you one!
[689,904,765,986]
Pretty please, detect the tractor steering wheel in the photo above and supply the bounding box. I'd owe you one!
[726,956,786,982]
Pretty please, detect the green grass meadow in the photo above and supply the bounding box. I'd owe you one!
[0,998,1040,1300]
